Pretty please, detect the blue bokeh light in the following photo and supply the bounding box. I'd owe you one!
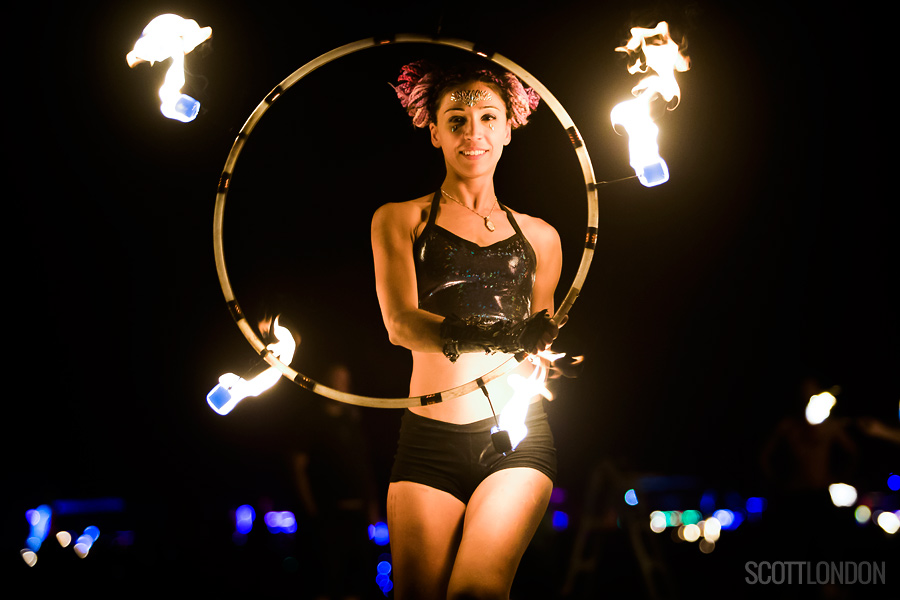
[264,511,297,534]
[624,489,639,506]
[54,498,124,515]
[746,497,766,514]
[235,505,256,535]
[25,536,43,552]
[551,510,569,530]
[712,509,735,529]
[74,526,100,557]
[24,505,52,552]
[375,553,393,596]
[887,473,900,491]
[368,522,390,546]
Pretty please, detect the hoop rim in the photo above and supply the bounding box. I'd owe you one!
[212,34,599,408]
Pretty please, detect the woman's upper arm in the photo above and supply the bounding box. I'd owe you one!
[530,219,563,317]
[371,202,443,351]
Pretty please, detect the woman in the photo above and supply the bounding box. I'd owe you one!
[371,59,563,600]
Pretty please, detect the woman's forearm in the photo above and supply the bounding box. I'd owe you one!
[383,308,445,353]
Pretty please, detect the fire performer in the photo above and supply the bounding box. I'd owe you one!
[371,60,563,599]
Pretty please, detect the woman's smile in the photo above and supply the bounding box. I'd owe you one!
[460,148,489,159]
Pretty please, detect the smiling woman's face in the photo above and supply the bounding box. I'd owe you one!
[429,81,512,179]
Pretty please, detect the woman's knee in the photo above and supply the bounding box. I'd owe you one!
[447,584,509,600]
[447,579,509,600]
[447,565,512,600]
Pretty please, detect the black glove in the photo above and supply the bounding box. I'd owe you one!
[440,309,552,362]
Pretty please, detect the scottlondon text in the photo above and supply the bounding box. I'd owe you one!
[745,561,886,585]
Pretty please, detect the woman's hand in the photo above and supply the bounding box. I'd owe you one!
[531,314,568,355]
[515,310,556,355]
[439,310,563,362]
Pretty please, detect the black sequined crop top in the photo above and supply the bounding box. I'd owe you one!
[414,191,536,323]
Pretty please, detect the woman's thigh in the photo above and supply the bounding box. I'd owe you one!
[388,481,467,600]
[448,467,553,600]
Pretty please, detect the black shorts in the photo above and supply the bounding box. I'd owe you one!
[390,402,557,504]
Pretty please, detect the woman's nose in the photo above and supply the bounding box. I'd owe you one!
[462,120,485,139]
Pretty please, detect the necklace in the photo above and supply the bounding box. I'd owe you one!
[440,189,498,232]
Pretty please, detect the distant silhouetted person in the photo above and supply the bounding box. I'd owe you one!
[760,379,858,492]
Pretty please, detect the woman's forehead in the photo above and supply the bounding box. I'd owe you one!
[440,81,505,111]
[449,88,493,106]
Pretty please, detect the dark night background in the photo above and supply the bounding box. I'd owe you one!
[7,0,897,597]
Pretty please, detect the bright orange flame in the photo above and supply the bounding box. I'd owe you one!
[616,22,690,106]
[611,22,690,187]
[126,14,212,122]
[207,317,297,415]
[498,352,560,449]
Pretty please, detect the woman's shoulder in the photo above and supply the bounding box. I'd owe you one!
[506,207,560,249]
[371,194,434,239]
[373,194,432,217]
[505,207,562,277]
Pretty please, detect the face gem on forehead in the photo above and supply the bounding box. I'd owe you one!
[449,89,493,107]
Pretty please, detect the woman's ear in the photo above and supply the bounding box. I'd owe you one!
[429,122,441,148]
[503,118,512,146]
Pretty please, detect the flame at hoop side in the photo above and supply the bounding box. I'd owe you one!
[126,14,212,123]
[611,22,690,187]
[207,317,297,415]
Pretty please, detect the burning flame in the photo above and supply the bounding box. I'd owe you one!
[495,351,562,451]
[207,317,297,416]
[805,391,837,425]
[126,14,212,123]
[611,21,690,187]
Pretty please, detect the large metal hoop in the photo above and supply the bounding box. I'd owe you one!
[213,34,599,408]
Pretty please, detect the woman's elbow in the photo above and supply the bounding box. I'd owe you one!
[383,315,412,348]
[385,326,406,348]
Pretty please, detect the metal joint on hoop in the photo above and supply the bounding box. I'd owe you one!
[420,393,443,406]
[585,226,599,249]
[265,86,284,104]
[226,300,244,322]
[472,43,496,60]
[293,373,317,391]
[566,126,584,148]
[217,172,231,193]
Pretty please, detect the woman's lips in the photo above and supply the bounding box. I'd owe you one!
[460,149,488,159]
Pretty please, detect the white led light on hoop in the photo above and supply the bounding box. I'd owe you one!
[213,34,599,408]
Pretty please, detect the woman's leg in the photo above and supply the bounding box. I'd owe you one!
[388,480,468,600]
[447,467,553,600]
